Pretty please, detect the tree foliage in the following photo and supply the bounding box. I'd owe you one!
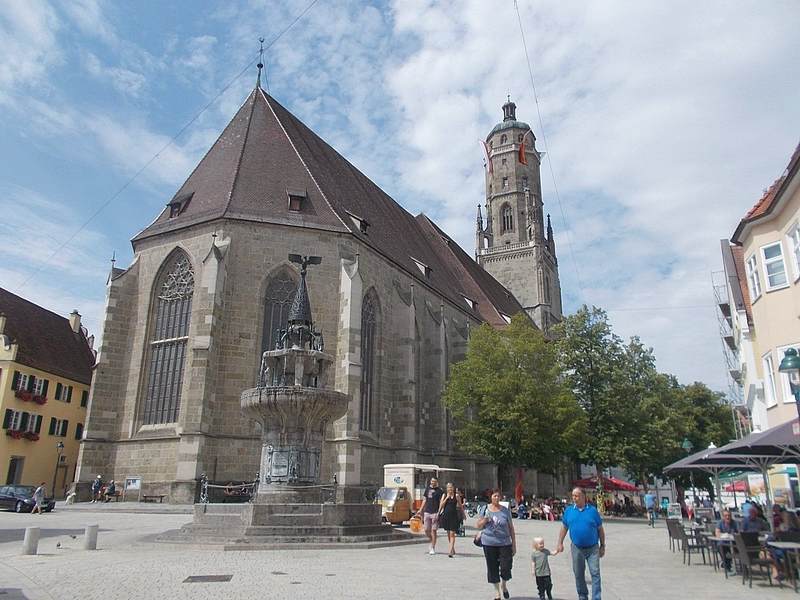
[443,315,586,474]
[445,305,737,490]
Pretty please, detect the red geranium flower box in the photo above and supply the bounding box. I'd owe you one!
[22,431,39,441]
[32,395,47,405]
[6,430,23,439]
[14,390,33,402]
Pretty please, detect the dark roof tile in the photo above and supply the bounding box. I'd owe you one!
[0,288,94,385]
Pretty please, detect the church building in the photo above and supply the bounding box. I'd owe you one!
[76,81,563,502]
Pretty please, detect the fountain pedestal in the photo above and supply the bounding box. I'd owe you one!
[160,254,410,547]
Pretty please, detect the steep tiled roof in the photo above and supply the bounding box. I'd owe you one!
[416,215,525,327]
[733,142,800,242]
[0,288,94,385]
[134,86,527,324]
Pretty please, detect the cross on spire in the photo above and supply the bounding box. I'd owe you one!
[256,37,265,88]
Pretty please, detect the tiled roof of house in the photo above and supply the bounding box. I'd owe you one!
[733,142,800,242]
[0,288,94,385]
[133,86,527,324]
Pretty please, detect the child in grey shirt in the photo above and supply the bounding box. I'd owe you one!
[531,536,558,600]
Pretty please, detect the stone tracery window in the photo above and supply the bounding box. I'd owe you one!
[261,267,298,356]
[142,251,194,425]
[501,204,514,232]
[360,290,379,432]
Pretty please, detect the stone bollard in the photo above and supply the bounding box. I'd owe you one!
[21,527,40,555]
[83,524,98,550]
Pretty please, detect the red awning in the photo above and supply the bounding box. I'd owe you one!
[724,480,748,492]
[573,475,638,492]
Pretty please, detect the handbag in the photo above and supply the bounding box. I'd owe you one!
[473,531,482,547]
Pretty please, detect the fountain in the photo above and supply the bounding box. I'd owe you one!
[163,254,410,546]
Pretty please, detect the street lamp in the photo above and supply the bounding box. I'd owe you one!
[51,441,64,500]
[681,438,696,508]
[779,347,800,421]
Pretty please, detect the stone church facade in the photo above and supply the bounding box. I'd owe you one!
[75,85,567,502]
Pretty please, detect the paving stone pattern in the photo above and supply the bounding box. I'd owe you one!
[0,509,790,599]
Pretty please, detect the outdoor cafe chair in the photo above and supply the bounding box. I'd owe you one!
[734,533,773,588]
[675,522,706,566]
[666,518,682,552]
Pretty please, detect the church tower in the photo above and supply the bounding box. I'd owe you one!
[476,99,562,331]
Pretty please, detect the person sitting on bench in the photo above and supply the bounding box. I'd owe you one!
[104,480,117,502]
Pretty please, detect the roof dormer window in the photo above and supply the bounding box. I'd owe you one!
[499,312,512,324]
[346,210,370,234]
[410,257,431,278]
[167,191,193,219]
[462,295,477,310]
[286,188,307,212]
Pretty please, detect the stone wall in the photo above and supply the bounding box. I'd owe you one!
[78,218,503,501]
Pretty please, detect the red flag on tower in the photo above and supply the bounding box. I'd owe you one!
[518,130,529,165]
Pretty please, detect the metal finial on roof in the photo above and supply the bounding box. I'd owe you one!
[256,37,265,88]
[110,251,116,269]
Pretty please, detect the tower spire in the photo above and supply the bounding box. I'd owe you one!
[256,37,265,88]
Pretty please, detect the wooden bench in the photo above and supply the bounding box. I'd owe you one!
[142,494,166,503]
[107,490,122,502]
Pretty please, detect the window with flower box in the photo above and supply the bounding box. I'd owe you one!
[3,410,42,440]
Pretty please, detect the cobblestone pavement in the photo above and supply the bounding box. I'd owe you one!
[0,508,790,599]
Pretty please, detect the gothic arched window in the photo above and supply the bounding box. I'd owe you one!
[501,204,514,232]
[261,267,298,355]
[500,134,507,144]
[360,290,379,431]
[545,275,552,304]
[142,251,194,425]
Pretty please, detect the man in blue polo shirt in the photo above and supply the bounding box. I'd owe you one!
[556,487,605,600]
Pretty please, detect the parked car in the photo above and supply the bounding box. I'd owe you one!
[0,485,55,513]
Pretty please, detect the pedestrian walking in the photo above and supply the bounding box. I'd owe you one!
[556,487,605,600]
[91,475,103,503]
[531,536,558,600]
[31,482,46,515]
[438,483,462,557]
[415,477,444,555]
[477,489,517,600]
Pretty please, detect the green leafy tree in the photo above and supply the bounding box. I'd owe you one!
[554,305,626,478]
[443,314,586,484]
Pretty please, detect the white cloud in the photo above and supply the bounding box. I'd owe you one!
[0,0,60,102]
[84,52,146,96]
[385,0,800,390]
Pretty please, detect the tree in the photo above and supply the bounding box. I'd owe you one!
[554,306,628,478]
[443,314,586,483]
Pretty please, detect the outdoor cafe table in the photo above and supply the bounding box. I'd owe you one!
[706,536,736,577]
[767,541,800,593]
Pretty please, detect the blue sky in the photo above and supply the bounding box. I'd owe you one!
[1,0,799,392]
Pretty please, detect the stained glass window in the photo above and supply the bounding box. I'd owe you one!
[360,291,379,431]
[261,268,297,356]
[143,252,194,425]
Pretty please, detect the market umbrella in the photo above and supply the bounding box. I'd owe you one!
[711,419,800,509]
[664,446,760,512]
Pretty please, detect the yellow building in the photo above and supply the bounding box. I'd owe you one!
[0,288,95,498]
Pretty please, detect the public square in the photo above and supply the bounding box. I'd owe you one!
[0,505,790,600]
